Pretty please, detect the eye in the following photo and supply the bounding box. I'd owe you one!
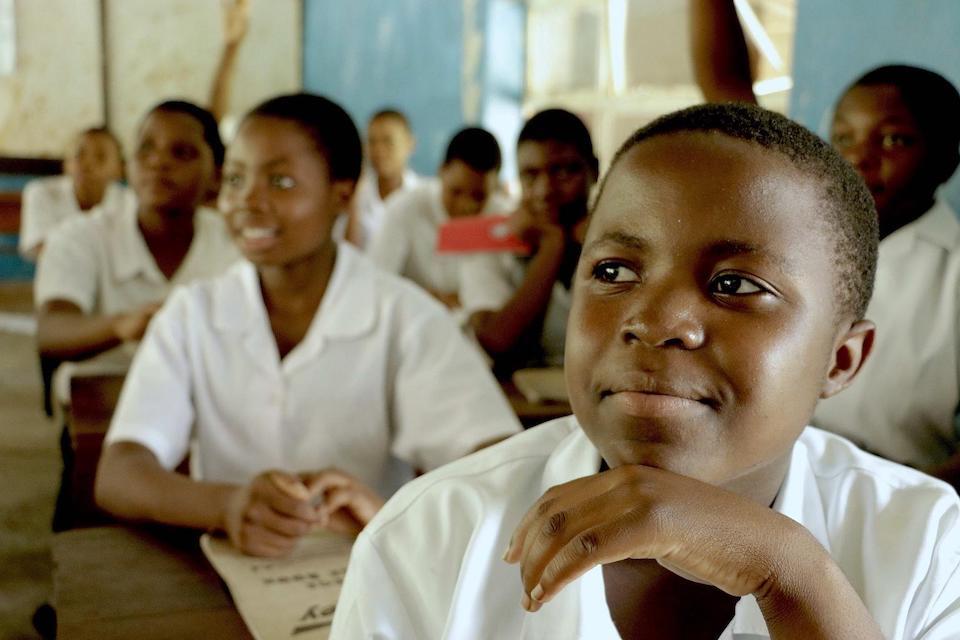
[830,131,853,148]
[269,174,296,189]
[592,261,639,284]
[709,274,766,296]
[222,172,243,188]
[172,144,199,161]
[881,132,915,149]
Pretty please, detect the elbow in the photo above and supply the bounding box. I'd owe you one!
[471,313,515,356]
[93,446,139,519]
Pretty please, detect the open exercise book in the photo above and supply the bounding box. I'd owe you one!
[201,531,354,639]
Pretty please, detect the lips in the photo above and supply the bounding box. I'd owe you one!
[237,225,279,252]
[600,373,716,418]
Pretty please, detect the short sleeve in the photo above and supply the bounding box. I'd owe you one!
[390,295,521,471]
[458,252,519,317]
[33,219,101,313]
[103,288,196,469]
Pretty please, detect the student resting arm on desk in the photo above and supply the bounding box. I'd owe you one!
[34,101,238,362]
[95,94,521,556]
[461,109,598,373]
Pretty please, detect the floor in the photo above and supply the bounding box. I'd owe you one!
[0,282,58,640]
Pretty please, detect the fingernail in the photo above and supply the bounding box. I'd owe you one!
[520,592,531,611]
[530,584,544,603]
[502,546,511,562]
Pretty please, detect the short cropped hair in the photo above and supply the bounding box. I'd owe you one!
[444,127,502,173]
[149,101,225,168]
[245,93,362,183]
[370,108,413,133]
[518,108,599,175]
[603,103,878,322]
[847,64,960,177]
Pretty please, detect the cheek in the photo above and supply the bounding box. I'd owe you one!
[565,295,618,404]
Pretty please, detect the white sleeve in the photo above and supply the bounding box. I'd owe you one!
[458,252,518,316]
[367,199,410,275]
[33,220,100,313]
[390,296,521,471]
[103,288,196,469]
[330,533,420,639]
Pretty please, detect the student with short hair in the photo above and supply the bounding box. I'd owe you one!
[345,108,419,248]
[18,127,126,260]
[369,126,510,309]
[95,93,521,556]
[460,109,598,373]
[332,103,960,638]
[35,101,238,364]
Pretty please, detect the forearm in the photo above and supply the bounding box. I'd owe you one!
[757,532,882,639]
[472,246,564,355]
[95,442,235,532]
[209,43,240,122]
[689,0,757,104]
[37,311,122,360]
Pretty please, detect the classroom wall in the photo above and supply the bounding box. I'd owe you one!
[0,0,301,160]
[789,0,960,212]
[302,0,525,177]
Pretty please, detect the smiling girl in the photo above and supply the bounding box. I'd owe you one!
[94,93,520,556]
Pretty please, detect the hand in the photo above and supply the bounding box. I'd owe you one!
[429,289,461,310]
[223,470,323,557]
[112,301,163,342]
[303,469,385,536]
[507,207,565,255]
[221,0,250,46]
[503,465,817,613]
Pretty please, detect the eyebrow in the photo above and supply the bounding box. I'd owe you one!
[223,157,291,170]
[583,230,648,253]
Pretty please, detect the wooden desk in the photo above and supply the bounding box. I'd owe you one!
[501,380,572,428]
[53,525,253,640]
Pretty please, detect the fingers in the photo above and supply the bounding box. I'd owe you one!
[319,484,384,527]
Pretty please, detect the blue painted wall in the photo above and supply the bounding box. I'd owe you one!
[789,0,960,212]
[302,0,524,177]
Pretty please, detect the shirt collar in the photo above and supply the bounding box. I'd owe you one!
[905,198,960,249]
[110,197,164,283]
[212,242,379,344]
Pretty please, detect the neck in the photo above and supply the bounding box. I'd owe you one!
[74,182,107,211]
[137,204,197,237]
[258,242,337,316]
[377,172,404,200]
[879,194,936,240]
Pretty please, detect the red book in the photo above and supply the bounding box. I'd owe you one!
[436,214,531,255]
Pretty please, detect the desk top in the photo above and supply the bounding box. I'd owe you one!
[53,525,253,640]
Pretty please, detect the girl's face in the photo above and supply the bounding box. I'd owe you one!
[65,131,124,197]
[130,110,216,213]
[219,115,353,267]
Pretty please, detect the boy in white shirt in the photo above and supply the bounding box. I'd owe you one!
[333,104,960,638]
[95,94,521,557]
[18,127,126,260]
[370,126,510,309]
[345,109,419,248]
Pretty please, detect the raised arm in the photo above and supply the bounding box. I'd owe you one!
[689,0,758,104]
[208,0,250,122]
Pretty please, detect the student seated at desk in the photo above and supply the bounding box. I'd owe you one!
[35,101,239,364]
[342,109,419,248]
[95,93,521,557]
[18,127,126,261]
[459,109,598,373]
[332,104,960,639]
[369,126,510,309]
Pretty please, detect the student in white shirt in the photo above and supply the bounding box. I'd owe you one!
[690,3,960,488]
[344,109,419,248]
[370,126,510,309]
[18,127,126,260]
[333,104,960,638]
[460,109,599,373]
[813,67,960,480]
[95,93,521,557]
[35,100,237,363]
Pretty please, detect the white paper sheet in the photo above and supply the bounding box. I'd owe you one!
[200,531,353,639]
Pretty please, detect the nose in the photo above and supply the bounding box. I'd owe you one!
[620,282,705,350]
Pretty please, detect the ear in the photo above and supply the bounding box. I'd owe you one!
[820,319,875,399]
[331,179,356,209]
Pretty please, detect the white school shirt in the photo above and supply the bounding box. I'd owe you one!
[104,244,522,496]
[34,196,239,316]
[18,175,129,260]
[459,251,572,366]
[814,199,960,468]
[369,179,514,298]
[332,416,960,639]
[337,168,420,249]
